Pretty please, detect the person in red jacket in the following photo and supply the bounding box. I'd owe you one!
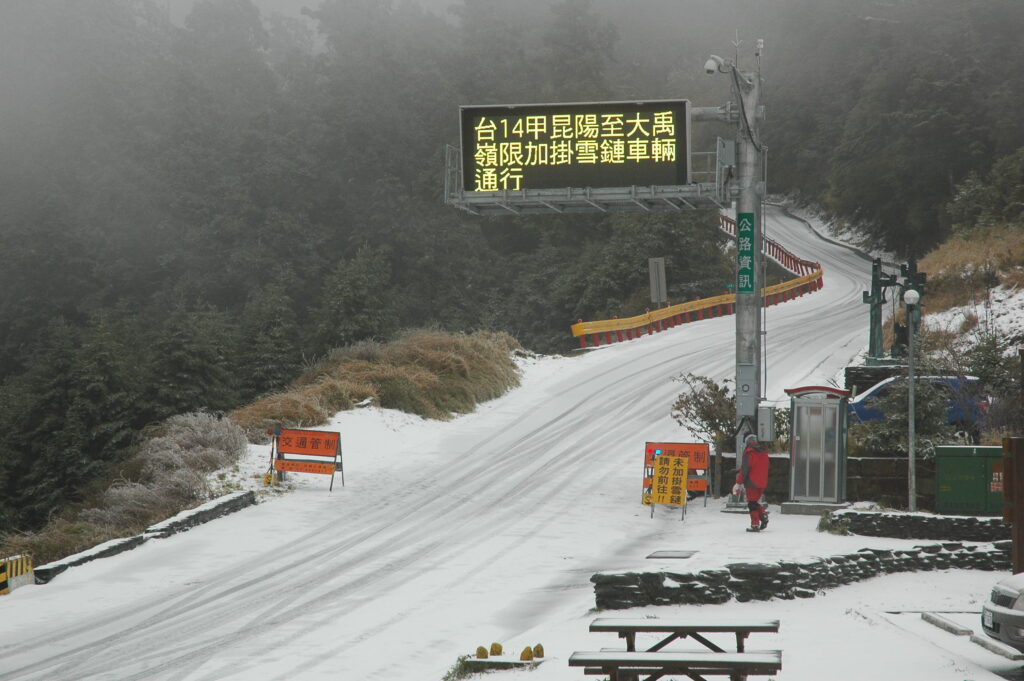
[733,433,770,532]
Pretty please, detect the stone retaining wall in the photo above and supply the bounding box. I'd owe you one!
[35,491,256,584]
[592,541,1011,610]
[827,509,1009,542]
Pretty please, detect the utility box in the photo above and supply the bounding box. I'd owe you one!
[935,445,1004,516]
[757,404,775,443]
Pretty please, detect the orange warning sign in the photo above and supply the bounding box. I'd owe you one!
[644,442,709,468]
[277,429,339,457]
[274,459,336,476]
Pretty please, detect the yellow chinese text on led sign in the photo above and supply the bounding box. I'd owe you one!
[460,100,690,192]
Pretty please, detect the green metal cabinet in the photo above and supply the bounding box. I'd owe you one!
[934,445,1004,516]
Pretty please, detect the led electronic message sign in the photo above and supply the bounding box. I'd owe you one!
[460,100,691,192]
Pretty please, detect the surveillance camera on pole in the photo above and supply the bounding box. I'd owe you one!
[704,55,727,74]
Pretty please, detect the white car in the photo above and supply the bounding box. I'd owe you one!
[982,573,1024,651]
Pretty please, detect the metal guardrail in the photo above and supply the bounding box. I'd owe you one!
[570,215,824,347]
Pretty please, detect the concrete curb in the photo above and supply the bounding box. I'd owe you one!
[34,491,256,585]
[969,633,1024,660]
[921,612,972,636]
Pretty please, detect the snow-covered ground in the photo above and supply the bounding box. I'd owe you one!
[1,206,1018,681]
[927,285,1024,352]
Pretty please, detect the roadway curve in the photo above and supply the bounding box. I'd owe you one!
[0,205,873,681]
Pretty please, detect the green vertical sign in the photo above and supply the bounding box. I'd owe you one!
[736,212,755,293]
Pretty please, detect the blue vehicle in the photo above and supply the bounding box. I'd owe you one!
[847,375,989,434]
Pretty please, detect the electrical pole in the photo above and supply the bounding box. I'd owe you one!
[704,40,765,454]
[734,56,763,455]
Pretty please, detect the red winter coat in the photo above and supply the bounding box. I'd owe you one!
[737,442,770,490]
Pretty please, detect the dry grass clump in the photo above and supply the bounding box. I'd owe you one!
[229,377,379,441]
[0,519,126,567]
[230,389,340,443]
[919,225,1024,309]
[231,329,522,440]
[0,413,247,564]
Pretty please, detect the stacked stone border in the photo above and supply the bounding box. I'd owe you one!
[826,509,1009,542]
[592,540,1011,610]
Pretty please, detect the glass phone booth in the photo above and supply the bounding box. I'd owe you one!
[785,386,850,503]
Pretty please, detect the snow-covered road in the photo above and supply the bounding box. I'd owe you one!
[1,206,1012,681]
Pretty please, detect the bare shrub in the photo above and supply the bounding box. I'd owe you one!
[958,312,979,334]
[671,373,735,452]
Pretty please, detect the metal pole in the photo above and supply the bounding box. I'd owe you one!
[733,63,763,455]
[907,300,917,511]
[703,47,764,457]
[1005,438,1024,573]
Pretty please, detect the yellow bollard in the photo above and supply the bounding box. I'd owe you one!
[533,643,544,658]
[475,646,488,659]
[520,646,534,661]
[489,642,503,656]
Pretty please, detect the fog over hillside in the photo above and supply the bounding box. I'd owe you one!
[1,0,1020,537]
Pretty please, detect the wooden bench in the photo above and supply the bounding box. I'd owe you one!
[569,650,782,681]
[589,617,780,653]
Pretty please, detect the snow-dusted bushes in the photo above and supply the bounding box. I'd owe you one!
[1,413,247,563]
[81,413,246,527]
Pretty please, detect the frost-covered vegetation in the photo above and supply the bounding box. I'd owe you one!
[0,330,522,564]
[1,413,246,564]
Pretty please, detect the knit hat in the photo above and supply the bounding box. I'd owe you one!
[744,433,759,445]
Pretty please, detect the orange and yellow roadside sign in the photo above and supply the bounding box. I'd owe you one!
[642,442,710,507]
[271,427,344,490]
[277,429,339,458]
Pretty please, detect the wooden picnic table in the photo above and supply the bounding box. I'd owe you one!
[569,649,782,681]
[589,617,781,653]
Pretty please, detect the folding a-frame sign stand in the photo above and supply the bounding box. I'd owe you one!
[272,427,344,491]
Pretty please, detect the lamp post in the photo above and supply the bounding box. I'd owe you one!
[904,288,920,511]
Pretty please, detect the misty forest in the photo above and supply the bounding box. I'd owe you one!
[2,0,1023,532]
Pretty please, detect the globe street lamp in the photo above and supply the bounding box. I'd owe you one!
[904,288,921,511]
